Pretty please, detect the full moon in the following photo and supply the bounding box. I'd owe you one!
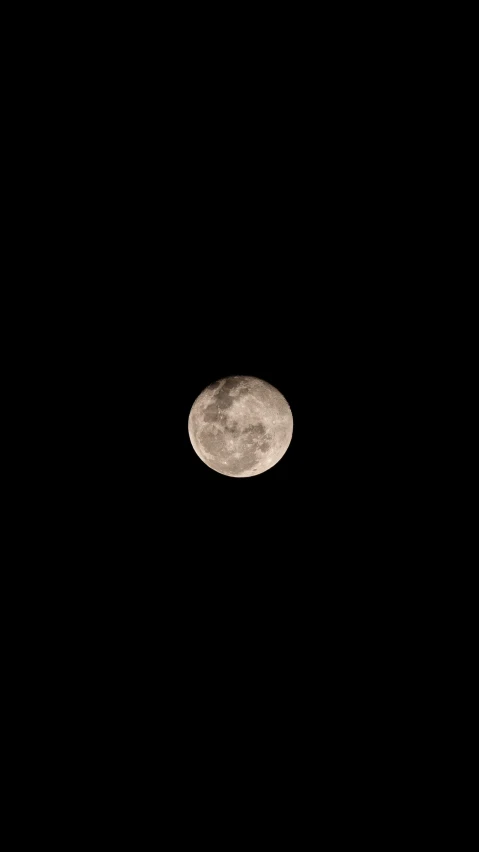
[188,376,293,477]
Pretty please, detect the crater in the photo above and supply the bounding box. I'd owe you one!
[211,376,253,411]
[210,449,258,477]
[242,424,266,436]
[199,430,226,455]
[203,403,219,422]
[216,387,235,410]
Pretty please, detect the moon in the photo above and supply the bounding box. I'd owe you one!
[188,376,293,477]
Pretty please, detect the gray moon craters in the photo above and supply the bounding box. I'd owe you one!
[188,376,293,477]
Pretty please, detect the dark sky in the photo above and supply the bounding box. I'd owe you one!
[70,30,404,579]
[58,22,410,728]
[21,16,427,802]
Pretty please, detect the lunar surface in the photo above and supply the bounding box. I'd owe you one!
[188,376,293,477]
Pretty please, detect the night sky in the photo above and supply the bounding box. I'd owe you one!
[73,46,401,617]
[48,18,413,784]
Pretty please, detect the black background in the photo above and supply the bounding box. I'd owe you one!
[63,35,403,541]
[26,13,422,791]
[63,61,403,679]
[47,20,411,632]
